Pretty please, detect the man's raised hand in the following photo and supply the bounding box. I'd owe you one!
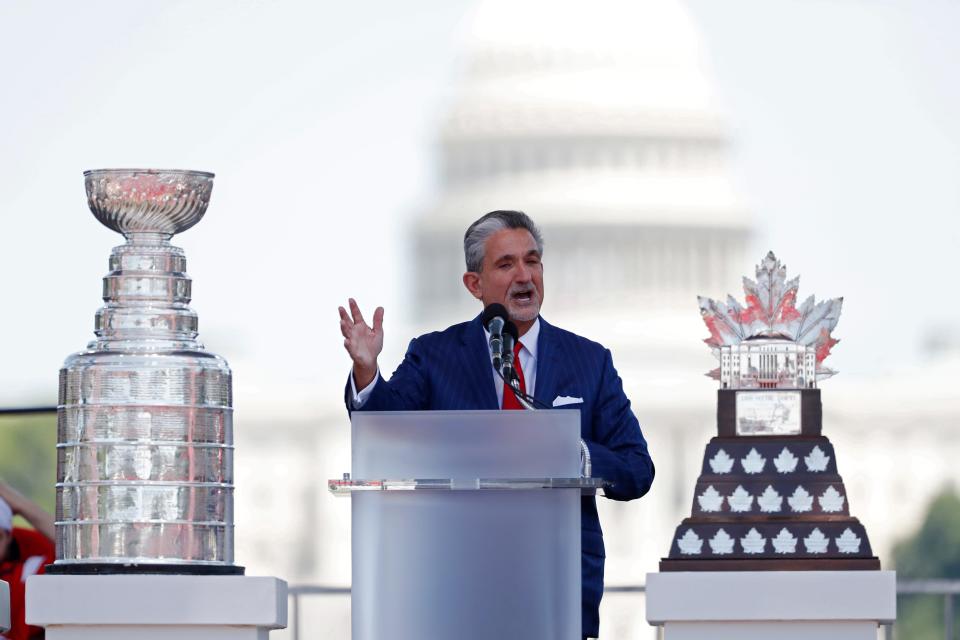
[339,298,384,389]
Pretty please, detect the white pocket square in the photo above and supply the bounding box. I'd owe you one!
[552,395,583,407]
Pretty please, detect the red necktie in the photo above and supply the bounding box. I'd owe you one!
[502,340,526,410]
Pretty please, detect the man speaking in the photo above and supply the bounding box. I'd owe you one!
[339,210,654,639]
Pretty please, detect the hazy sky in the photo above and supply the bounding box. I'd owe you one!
[1,0,958,409]
[688,0,960,377]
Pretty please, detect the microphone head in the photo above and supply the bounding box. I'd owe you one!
[502,321,519,366]
[481,303,509,329]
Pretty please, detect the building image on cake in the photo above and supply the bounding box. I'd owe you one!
[719,337,817,389]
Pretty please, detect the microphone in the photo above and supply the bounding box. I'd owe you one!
[500,321,519,384]
[482,303,510,370]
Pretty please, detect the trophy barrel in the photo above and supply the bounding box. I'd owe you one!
[51,170,239,573]
[55,351,236,571]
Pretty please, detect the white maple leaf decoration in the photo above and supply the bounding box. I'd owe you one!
[709,529,735,555]
[836,529,862,554]
[773,447,799,474]
[741,448,766,474]
[757,485,783,513]
[787,486,814,512]
[698,251,842,380]
[697,486,724,512]
[772,528,798,554]
[804,528,829,554]
[677,529,703,555]
[740,528,767,554]
[805,446,831,472]
[728,486,754,513]
[819,486,846,513]
[709,449,735,474]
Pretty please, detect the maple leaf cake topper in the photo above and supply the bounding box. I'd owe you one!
[698,252,842,386]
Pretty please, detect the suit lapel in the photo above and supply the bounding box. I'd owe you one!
[460,315,500,409]
[534,317,562,409]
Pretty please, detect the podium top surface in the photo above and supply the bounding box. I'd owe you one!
[351,410,580,479]
[329,476,605,495]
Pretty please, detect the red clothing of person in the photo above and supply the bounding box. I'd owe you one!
[0,528,54,639]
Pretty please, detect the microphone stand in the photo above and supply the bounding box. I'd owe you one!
[492,363,543,411]
[507,372,537,411]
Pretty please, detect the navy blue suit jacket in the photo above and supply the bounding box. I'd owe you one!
[345,314,654,637]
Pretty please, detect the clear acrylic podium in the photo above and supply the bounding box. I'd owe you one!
[330,410,602,640]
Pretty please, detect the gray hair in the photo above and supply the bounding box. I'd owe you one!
[463,210,544,272]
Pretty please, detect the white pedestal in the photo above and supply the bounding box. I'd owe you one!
[646,571,896,640]
[0,578,9,632]
[26,575,287,640]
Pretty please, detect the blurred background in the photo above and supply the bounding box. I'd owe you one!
[1,0,958,637]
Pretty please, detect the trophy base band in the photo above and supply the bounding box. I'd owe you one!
[45,563,245,576]
[659,557,880,572]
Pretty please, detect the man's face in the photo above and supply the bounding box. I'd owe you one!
[463,227,544,327]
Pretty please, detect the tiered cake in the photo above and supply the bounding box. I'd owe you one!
[660,252,879,570]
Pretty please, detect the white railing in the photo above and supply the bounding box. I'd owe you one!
[287,580,960,640]
[894,580,960,640]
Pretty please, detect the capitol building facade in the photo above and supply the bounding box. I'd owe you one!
[414,0,749,320]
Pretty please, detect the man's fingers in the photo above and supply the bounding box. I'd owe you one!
[373,307,384,334]
[339,307,353,337]
[349,298,366,326]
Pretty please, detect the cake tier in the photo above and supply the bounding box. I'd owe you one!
[691,478,849,517]
[665,518,875,562]
[700,437,838,477]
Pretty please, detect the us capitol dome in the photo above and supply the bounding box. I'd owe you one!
[413,0,751,333]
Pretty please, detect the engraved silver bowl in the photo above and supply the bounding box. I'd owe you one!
[84,169,214,237]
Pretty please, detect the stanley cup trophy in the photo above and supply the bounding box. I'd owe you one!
[51,169,240,574]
